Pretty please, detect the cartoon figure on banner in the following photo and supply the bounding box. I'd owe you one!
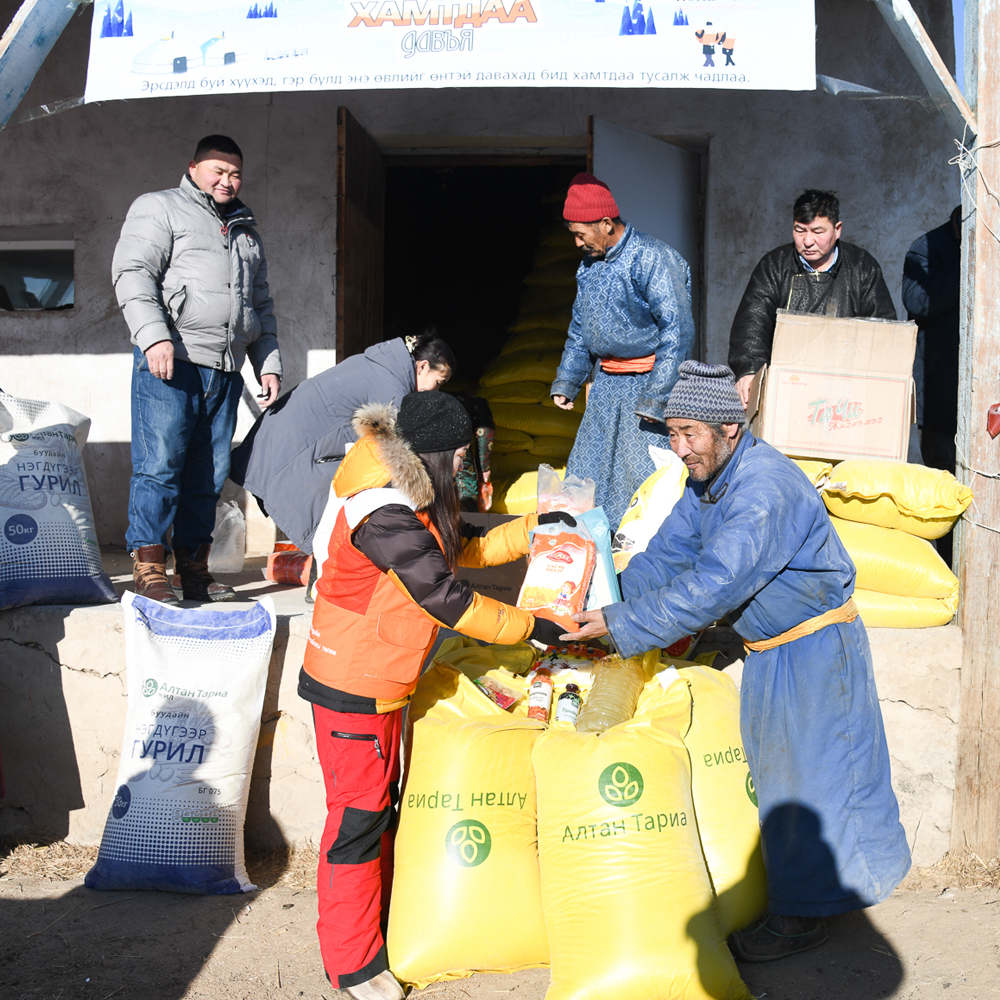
[620,1,656,35]
[722,33,736,66]
[695,22,726,67]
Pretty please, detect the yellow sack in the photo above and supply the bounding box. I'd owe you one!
[481,350,564,388]
[387,665,548,988]
[538,220,577,248]
[824,460,973,539]
[529,435,574,460]
[493,470,555,515]
[490,401,583,439]
[493,426,534,453]
[793,459,833,487]
[648,665,768,937]
[520,284,577,313]
[852,587,957,628]
[523,259,579,287]
[427,635,537,685]
[509,307,573,333]
[534,244,580,267]
[533,721,752,1000]
[493,451,544,480]
[831,516,959,600]
[500,329,568,355]
[612,455,688,573]
[481,381,550,405]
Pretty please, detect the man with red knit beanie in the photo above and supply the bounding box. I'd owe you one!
[551,172,695,527]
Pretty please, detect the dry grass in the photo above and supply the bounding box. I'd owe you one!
[0,840,320,890]
[898,848,1000,893]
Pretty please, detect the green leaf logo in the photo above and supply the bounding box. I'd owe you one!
[599,762,644,807]
[446,819,492,867]
[142,678,158,698]
[745,771,758,807]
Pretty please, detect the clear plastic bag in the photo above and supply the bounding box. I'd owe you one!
[208,500,245,574]
[536,464,595,516]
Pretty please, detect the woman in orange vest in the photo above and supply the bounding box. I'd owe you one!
[299,391,574,1000]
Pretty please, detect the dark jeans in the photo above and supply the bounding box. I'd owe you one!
[127,348,242,552]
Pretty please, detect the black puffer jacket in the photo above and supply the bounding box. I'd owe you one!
[728,241,897,379]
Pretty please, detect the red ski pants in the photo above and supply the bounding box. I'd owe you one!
[313,705,402,990]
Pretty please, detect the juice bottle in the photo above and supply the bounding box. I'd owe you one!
[526,667,554,722]
[575,655,645,733]
[554,683,583,724]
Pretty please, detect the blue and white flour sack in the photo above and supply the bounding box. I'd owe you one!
[0,392,116,610]
[86,592,276,895]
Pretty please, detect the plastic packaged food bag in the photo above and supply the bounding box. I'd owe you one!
[536,464,595,516]
[517,520,597,632]
[85,592,276,894]
[0,392,116,610]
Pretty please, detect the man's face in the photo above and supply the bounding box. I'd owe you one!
[666,419,739,482]
[567,220,617,259]
[792,214,842,270]
[188,152,243,205]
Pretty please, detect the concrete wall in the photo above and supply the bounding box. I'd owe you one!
[0,0,958,545]
[0,599,960,870]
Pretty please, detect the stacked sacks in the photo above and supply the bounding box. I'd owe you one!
[819,461,971,627]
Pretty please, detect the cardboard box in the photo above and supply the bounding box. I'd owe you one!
[747,311,917,463]
[456,512,527,604]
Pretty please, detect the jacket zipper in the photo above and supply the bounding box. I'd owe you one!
[330,730,383,758]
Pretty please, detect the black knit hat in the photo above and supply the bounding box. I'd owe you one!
[397,391,473,453]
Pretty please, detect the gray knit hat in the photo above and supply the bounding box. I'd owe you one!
[397,391,473,454]
[664,361,746,424]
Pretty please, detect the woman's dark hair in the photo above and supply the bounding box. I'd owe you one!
[418,449,463,570]
[410,332,457,375]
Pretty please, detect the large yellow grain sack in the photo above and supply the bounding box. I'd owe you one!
[520,284,577,314]
[493,451,544,480]
[651,666,768,937]
[533,720,752,1000]
[612,456,688,572]
[523,259,579,287]
[480,381,550,405]
[824,460,973,539]
[425,637,537,688]
[831,516,958,601]
[529,435,574,460]
[387,665,548,987]
[509,307,573,333]
[793,459,833,486]
[852,588,958,628]
[500,329,568,355]
[493,426,534,453]
[493,470,552,515]
[490,401,582,439]
[534,244,580,267]
[481,350,563,388]
[538,220,577,248]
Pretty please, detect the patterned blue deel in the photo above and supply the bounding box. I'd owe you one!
[550,224,695,527]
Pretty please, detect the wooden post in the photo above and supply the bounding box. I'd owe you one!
[0,1,83,129]
[951,0,1000,859]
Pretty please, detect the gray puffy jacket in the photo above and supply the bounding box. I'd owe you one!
[112,175,281,379]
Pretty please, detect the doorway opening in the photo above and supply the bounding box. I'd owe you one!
[383,162,584,387]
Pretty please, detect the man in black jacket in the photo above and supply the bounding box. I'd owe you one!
[728,190,897,406]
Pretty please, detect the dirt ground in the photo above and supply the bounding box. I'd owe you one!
[2,845,999,1000]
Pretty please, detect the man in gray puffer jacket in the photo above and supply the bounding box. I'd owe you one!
[113,134,281,604]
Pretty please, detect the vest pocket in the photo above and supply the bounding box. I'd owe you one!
[361,613,437,688]
[376,612,436,650]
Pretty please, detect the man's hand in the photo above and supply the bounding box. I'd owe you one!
[562,608,609,643]
[551,394,575,411]
[258,374,280,409]
[145,341,175,381]
[735,373,756,409]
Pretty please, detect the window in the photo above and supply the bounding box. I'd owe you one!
[0,226,74,311]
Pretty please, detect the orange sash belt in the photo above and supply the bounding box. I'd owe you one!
[600,355,656,374]
[742,598,858,655]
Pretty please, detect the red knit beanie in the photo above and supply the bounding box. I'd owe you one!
[562,172,620,223]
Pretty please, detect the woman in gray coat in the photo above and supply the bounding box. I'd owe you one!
[230,333,455,553]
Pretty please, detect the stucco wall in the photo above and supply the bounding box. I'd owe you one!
[0,0,958,545]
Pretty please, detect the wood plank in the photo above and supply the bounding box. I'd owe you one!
[0,0,82,128]
[336,106,386,361]
[952,0,1000,858]
[872,0,977,140]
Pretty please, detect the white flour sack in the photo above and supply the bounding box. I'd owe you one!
[0,392,116,610]
[85,592,276,895]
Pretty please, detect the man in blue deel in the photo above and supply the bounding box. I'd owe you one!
[568,361,911,962]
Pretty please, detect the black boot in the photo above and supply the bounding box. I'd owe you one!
[174,545,236,602]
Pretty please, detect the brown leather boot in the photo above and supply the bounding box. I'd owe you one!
[174,545,236,602]
[132,545,180,605]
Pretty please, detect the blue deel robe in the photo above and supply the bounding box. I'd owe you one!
[603,433,911,918]
[550,224,695,528]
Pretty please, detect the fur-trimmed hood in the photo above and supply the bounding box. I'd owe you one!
[332,402,435,508]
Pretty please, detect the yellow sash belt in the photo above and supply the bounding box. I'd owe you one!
[742,598,858,655]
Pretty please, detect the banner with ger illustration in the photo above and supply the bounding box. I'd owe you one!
[83,0,815,100]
